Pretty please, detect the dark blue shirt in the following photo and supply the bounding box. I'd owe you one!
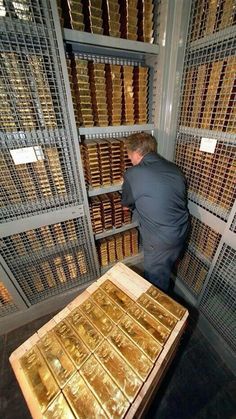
[121,152,190,246]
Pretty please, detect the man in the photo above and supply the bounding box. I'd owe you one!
[121,132,190,292]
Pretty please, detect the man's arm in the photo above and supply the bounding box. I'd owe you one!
[121,174,135,210]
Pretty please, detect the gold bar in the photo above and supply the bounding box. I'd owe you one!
[127,303,170,346]
[54,321,89,368]
[95,340,142,402]
[43,393,74,419]
[20,346,59,413]
[100,280,135,311]
[91,289,124,323]
[80,299,114,336]
[137,294,178,331]
[118,314,162,362]
[108,329,153,381]
[146,286,187,320]
[67,308,103,351]
[80,355,129,417]
[63,372,107,418]
[37,332,76,388]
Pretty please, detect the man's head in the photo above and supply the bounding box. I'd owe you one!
[125,132,157,166]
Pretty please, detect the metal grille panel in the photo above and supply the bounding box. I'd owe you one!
[190,0,236,42]
[200,244,236,351]
[177,249,209,296]
[230,212,236,232]
[189,215,221,262]
[175,134,235,220]
[0,0,85,222]
[0,281,18,317]
[0,217,98,305]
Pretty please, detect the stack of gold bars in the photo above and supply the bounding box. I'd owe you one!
[66,0,84,31]
[122,65,135,125]
[126,0,138,40]
[0,282,12,306]
[87,0,103,34]
[142,0,154,43]
[97,227,138,267]
[97,140,111,185]
[105,0,120,37]
[108,138,123,183]
[81,140,101,188]
[10,263,188,418]
[90,192,131,233]
[106,64,123,126]
[67,57,149,127]
[134,66,149,124]
[91,63,109,126]
[74,58,94,127]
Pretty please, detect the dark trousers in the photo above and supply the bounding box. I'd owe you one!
[143,241,184,292]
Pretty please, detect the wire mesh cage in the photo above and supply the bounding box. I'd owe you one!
[0,216,98,305]
[199,244,236,352]
[190,0,236,42]
[175,133,235,220]
[0,280,19,317]
[0,0,86,221]
[230,212,236,232]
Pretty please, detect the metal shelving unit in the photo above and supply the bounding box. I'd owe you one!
[95,222,139,240]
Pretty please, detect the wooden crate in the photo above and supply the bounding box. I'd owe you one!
[10,262,188,418]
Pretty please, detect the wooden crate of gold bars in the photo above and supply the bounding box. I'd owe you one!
[10,262,188,418]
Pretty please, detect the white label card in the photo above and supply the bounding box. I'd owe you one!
[200,138,217,154]
[10,146,44,165]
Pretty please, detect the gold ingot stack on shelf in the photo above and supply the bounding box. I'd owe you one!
[24,230,42,253]
[41,261,57,289]
[0,282,12,306]
[123,230,132,258]
[28,55,57,129]
[106,64,122,125]
[122,65,135,124]
[74,58,94,127]
[2,53,36,130]
[105,0,120,37]
[142,0,154,43]
[66,57,83,126]
[115,233,123,260]
[96,139,112,186]
[120,137,132,172]
[133,65,148,124]
[89,196,103,234]
[109,192,123,228]
[64,254,78,280]
[107,138,123,183]
[51,223,66,246]
[65,0,84,31]
[107,236,116,263]
[97,238,109,266]
[0,76,17,132]
[81,141,101,188]
[99,194,113,230]
[90,63,109,126]
[0,153,22,205]
[45,147,67,197]
[39,225,54,248]
[54,256,67,284]
[77,248,88,275]
[130,227,139,255]
[32,158,52,199]
[87,0,103,34]
[64,220,78,243]
[127,0,138,40]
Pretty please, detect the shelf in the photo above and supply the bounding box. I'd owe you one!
[79,124,154,137]
[95,222,138,240]
[189,26,236,52]
[101,252,144,274]
[88,184,122,197]
[179,126,236,144]
[63,29,159,58]
[188,193,230,222]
